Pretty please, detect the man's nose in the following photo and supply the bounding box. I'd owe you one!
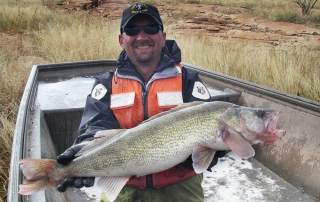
[136,29,149,40]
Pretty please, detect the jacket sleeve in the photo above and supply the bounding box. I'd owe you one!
[75,72,120,144]
[181,67,212,102]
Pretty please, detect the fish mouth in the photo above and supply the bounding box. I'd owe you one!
[264,111,286,142]
[242,111,286,144]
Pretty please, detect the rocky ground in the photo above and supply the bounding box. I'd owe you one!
[54,0,320,49]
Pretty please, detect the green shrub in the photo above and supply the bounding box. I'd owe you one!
[275,9,302,23]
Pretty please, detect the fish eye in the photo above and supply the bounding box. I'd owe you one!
[256,109,266,118]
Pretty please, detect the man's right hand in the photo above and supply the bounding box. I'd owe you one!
[56,144,95,192]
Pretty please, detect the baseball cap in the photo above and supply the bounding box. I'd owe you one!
[120,3,163,33]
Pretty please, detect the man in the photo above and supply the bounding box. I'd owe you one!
[57,2,225,201]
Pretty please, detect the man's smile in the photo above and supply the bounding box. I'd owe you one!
[134,42,153,50]
[135,45,151,49]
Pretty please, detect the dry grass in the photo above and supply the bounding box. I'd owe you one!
[0,23,46,201]
[0,0,66,32]
[1,0,320,201]
[0,47,25,202]
[33,13,122,62]
[0,117,15,202]
[169,34,320,100]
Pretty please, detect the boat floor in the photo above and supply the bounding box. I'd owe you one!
[62,152,314,202]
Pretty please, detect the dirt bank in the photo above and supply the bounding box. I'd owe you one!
[53,0,320,49]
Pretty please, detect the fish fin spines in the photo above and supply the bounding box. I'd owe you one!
[192,147,216,174]
[19,178,56,195]
[19,159,58,195]
[97,176,130,202]
[19,159,57,180]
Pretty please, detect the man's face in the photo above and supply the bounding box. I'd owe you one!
[119,15,166,65]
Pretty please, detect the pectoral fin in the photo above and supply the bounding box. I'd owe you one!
[97,176,130,202]
[192,146,216,174]
[222,130,255,159]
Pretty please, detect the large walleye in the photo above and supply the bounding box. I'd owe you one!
[19,101,285,201]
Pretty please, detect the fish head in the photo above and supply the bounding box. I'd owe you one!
[220,105,285,145]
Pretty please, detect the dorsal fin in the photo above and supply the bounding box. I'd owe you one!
[94,129,127,138]
[75,129,127,157]
[142,101,205,124]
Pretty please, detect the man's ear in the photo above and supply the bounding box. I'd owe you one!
[119,34,124,49]
[162,32,167,47]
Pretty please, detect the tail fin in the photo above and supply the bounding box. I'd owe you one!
[19,159,58,195]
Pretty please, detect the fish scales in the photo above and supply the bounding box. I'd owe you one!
[55,102,226,178]
[19,101,285,201]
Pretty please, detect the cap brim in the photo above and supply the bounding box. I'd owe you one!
[121,13,162,28]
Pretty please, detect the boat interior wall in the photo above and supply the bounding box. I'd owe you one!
[43,109,95,201]
[240,93,320,200]
[23,105,97,201]
[43,109,83,155]
[23,105,69,201]
[37,61,116,82]
[40,110,58,159]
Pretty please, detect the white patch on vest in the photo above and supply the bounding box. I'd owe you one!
[157,92,183,107]
[192,81,210,100]
[176,66,182,73]
[110,92,135,109]
[91,84,108,100]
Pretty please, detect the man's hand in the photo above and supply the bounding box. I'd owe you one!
[56,143,95,192]
[206,150,227,172]
[181,150,227,171]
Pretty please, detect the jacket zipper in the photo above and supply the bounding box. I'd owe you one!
[142,91,148,120]
[142,78,154,120]
[142,80,154,188]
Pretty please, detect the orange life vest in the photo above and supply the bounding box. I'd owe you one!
[110,65,196,189]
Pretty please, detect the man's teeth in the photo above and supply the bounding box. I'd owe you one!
[136,45,151,49]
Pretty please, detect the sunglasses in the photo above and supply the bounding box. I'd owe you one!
[122,25,162,36]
